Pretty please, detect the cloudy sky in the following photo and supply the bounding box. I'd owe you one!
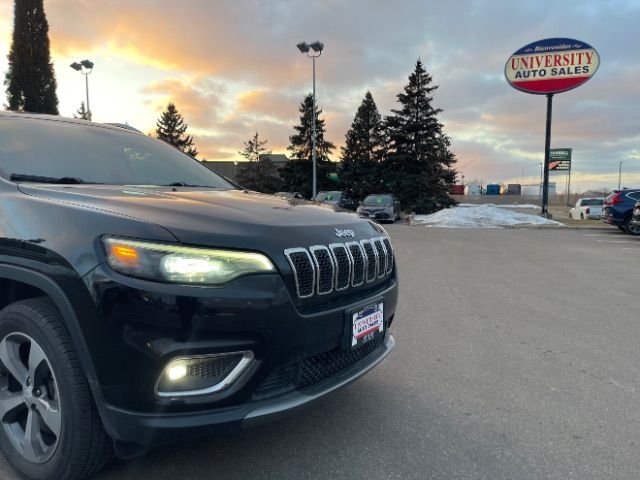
[1,0,639,191]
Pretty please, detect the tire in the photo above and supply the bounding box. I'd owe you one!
[569,213,573,219]
[0,298,113,480]
[580,213,584,220]
[624,216,640,236]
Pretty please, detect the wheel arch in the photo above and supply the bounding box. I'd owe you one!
[0,264,100,385]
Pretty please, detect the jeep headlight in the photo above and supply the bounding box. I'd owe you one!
[103,237,275,284]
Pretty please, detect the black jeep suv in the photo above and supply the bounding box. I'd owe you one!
[0,112,397,480]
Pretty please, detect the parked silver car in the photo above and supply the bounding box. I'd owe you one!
[356,194,401,223]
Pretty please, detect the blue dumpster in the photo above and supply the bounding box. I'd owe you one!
[485,184,501,195]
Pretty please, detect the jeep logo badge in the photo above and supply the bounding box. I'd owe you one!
[334,228,355,238]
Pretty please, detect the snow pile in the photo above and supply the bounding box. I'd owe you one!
[457,203,539,209]
[412,204,563,228]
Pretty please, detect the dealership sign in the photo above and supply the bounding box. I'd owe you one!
[505,38,599,94]
[549,148,572,171]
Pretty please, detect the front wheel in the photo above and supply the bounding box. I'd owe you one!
[580,213,584,220]
[0,298,112,480]
[569,213,573,219]
[624,217,640,236]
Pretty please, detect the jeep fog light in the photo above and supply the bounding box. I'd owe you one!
[166,363,187,381]
[156,351,254,398]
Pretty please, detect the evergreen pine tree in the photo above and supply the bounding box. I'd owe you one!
[155,103,198,157]
[74,102,90,120]
[340,91,386,201]
[385,59,457,213]
[280,94,335,198]
[235,132,281,193]
[239,131,271,163]
[5,0,59,114]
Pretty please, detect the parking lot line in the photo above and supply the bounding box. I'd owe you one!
[595,240,639,244]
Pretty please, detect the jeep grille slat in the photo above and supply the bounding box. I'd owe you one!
[310,246,335,295]
[382,237,394,274]
[285,237,393,298]
[329,244,351,291]
[360,239,378,283]
[346,242,366,287]
[372,238,386,278]
[284,248,315,298]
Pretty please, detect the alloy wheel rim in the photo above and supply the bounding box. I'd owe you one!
[0,333,61,463]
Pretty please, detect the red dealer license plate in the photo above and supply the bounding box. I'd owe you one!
[351,302,384,348]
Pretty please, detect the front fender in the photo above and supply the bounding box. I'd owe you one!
[0,262,112,432]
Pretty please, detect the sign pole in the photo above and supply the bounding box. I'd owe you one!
[505,38,599,216]
[566,167,572,206]
[542,93,553,217]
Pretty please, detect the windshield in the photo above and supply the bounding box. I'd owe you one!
[315,191,341,202]
[363,194,393,206]
[0,117,232,188]
[581,199,603,206]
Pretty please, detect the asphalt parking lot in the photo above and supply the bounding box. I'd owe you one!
[2,225,638,480]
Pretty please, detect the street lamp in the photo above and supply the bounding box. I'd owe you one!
[539,162,543,196]
[70,59,94,120]
[296,41,324,198]
[618,160,624,190]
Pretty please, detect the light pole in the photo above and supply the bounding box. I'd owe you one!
[70,59,94,120]
[539,162,543,196]
[296,41,324,198]
[618,160,624,190]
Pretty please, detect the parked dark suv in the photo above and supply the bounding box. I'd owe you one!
[602,189,640,235]
[632,201,640,231]
[0,112,397,480]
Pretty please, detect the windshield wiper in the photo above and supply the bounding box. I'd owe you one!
[10,173,89,184]
[165,182,215,188]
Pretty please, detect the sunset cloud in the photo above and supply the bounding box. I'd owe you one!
[236,89,299,123]
[141,77,228,128]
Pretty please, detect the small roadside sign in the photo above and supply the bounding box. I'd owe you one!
[549,148,572,171]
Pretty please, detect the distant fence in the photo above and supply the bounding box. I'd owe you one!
[451,194,582,206]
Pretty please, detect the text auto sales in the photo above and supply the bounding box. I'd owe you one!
[510,51,595,79]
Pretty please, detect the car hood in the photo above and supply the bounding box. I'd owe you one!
[18,184,383,249]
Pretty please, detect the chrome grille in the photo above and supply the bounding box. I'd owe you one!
[382,237,394,274]
[284,248,315,298]
[346,241,366,287]
[361,239,377,283]
[284,237,393,298]
[329,244,351,290]
[372,238,386,278]
[310,246,334,295]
